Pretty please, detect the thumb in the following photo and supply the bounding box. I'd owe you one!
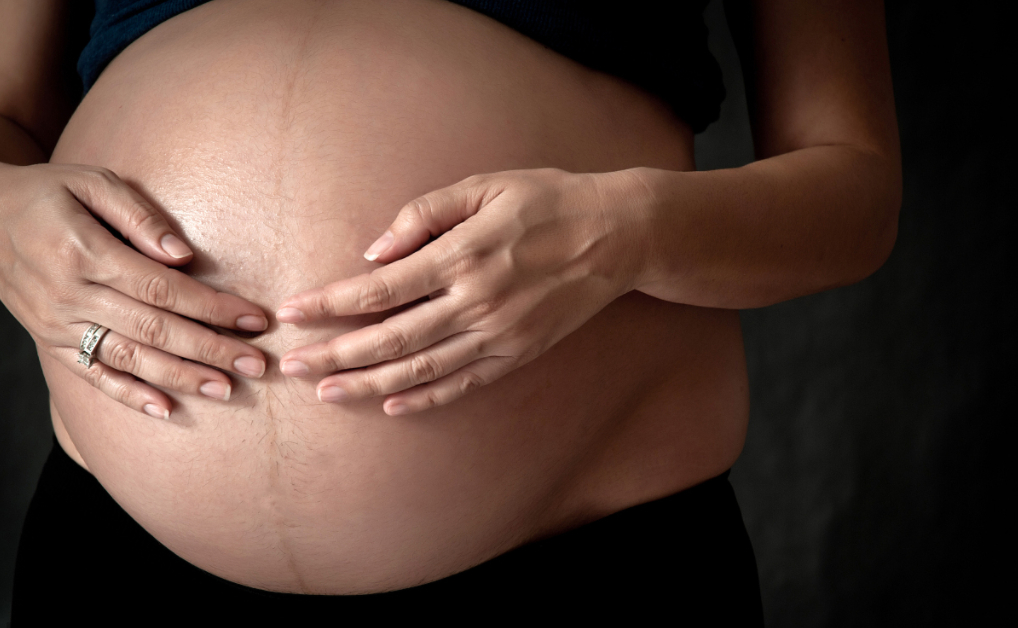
[363,176,498,263]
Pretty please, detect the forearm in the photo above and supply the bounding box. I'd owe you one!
[1,115,47,165]
[629,144,901,309]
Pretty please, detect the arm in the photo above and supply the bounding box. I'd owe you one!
[633,0,901,308]
[0,0,80,164]
[274,0,900,415]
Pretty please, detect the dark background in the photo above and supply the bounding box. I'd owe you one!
[1,1,1011,625]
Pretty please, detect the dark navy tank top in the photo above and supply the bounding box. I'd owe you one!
[77,0,725,132]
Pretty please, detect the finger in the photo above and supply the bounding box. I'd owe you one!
[63,165,194,266]
[91,286,266,378]
[91,328,235,401]
[314,331,484,403]
[381,355,517,416]
[84,223,267,332]
[51,345,173,420]
[279,299,454,375]
[363,174,504,263]
[277,255,447,323]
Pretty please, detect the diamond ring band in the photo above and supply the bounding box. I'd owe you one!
[77,323,109,368]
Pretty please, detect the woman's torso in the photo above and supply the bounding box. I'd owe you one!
[42,0,748,593]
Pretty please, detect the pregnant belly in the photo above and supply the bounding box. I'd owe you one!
[41,0,748,593]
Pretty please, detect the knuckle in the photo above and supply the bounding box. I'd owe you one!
[194,333,229,366]
[91,166,117,182]
[478,298,500,318]
[105,377,134,406]
[421,388,443,409]
[408,353,442,384]
[375,327,410,360]
[55,233,90,272]
[40,341,61,360]
[104,338,142,373]
[138,271,175,308]
[407,196,436,226]
[357,278,396,312]
[448,247,482,277]
[464,296,499,321]
[459,371,485,396]
[125,202,162,234]
[308,293,331,319]
[79,169,114,199]
[161,364,192,391]
[34,184,66,210]
[85,167,114,185]
[199,294,227,325]
[326,336,348,368]
[79,362,104,388]
[45,279,81,309]
[33,309,58,332]
[471,334,489,356]
[360,372,382,396]
[134,312,170,347]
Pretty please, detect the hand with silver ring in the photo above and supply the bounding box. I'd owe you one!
[0,162,269,420]
[77,323,109,367]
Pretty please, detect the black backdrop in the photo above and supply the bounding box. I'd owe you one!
[0,1,1010,625]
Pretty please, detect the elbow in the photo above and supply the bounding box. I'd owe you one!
[848,157,903,284]
[863,200,899,279]
[867,151,903,276]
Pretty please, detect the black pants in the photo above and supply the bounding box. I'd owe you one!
[13,439,763,625]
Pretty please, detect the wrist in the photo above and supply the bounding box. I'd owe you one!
[598,167,673,295]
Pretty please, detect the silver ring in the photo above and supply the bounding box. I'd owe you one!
[77,323,109,368]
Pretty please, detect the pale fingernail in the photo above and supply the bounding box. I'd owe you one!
[387,403,410,416]
[363,230,394,261]
[236,315,268,331]
[200,380,231,401]
[276,307,305,323]
[160,233,192,259]
[233,356,265,378]
[143,404,170,420]
[280,360,309,377]
[319,386,349,403]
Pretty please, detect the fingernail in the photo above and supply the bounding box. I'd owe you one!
[160,233,192,259]
[387,403,410,416]
[276,307,305,323]
[236,315,268,331]
[319,386,349,403]
[233,356,265,378]
[363,230,394,261]
[200,380,231,401]
[280,360,309,377]
[143,404,170,420]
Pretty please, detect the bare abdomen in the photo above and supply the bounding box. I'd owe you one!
[42,0,747,593]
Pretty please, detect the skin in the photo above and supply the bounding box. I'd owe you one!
[275,0,901,414]
[0,0,270,419]
[0,0,899,594]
